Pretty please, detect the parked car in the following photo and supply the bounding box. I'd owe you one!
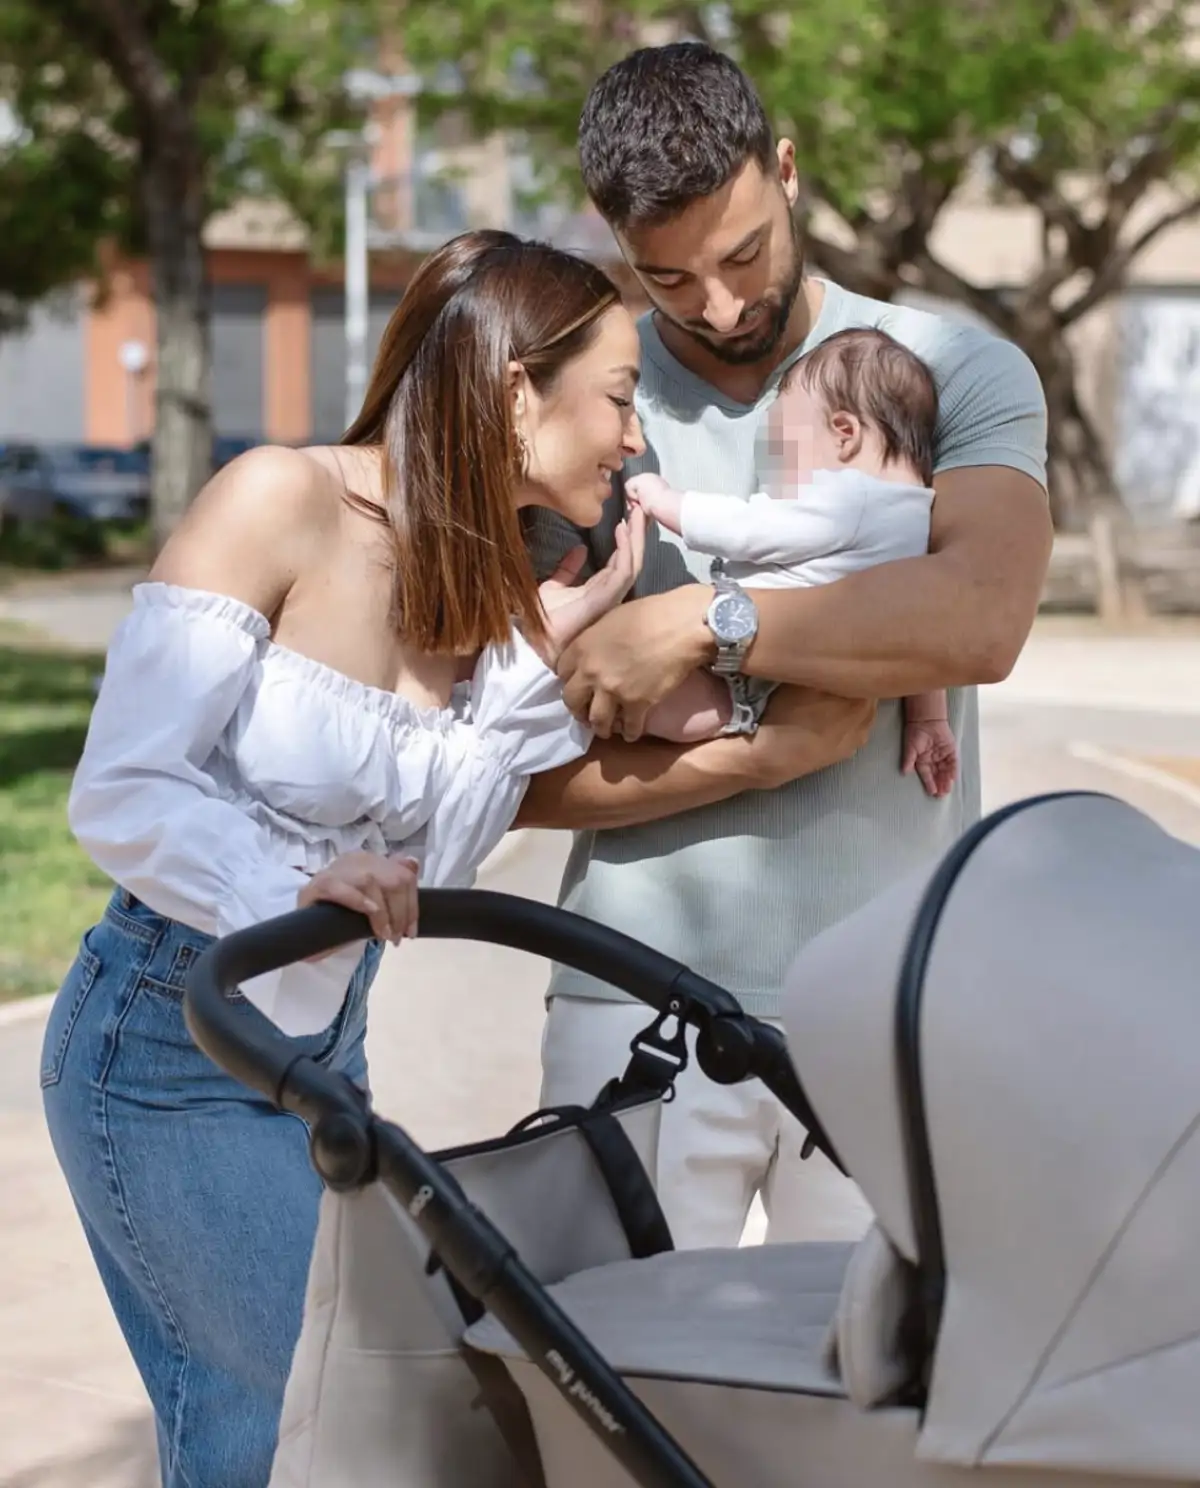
[130,434,264,476]
[0,443,150,528]
[212,434,262,470]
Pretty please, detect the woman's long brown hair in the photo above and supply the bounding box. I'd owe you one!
[341,230,620,654]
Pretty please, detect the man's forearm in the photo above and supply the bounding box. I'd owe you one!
[746,536,1053,698]
[515,735,754,832]
[743,555,998,698]
[743,470,1053,698]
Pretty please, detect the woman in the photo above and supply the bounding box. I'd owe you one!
[40,230,651,1488]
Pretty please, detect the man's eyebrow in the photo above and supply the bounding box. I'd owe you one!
[633,228,764,278]
[721,228,764,261]
[632,257,683,277]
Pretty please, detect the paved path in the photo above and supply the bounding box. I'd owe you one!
[1,572,1199,1484]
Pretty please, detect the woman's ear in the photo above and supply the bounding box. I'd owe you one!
[508,359,528,420]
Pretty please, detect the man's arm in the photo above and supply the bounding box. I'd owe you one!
[555,335,1051,725]
[742,463,1052,695]
[514,735,753,831]
[744,333,1051,694]
[515,686,877,831]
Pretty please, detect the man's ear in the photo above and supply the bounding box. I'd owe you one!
[777,139,800,208]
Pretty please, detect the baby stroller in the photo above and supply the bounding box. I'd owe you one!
[183,790,1200,1488]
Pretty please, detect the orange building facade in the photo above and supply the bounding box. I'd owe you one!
[82,245,422,448]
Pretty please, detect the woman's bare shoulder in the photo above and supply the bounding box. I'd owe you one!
[150,445,355,616]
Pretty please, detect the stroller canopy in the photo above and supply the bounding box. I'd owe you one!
[781,791,1200,1478]
[786,791,1200,1476]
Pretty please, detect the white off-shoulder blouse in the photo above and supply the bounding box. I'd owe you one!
[68,582,589,1035]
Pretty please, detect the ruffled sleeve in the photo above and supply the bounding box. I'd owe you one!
[470,629,591,775]
[417,630,590,886]
[69,582,365,1035]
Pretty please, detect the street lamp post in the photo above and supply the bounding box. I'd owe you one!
[343,150,371,429]
[335,69,424,432]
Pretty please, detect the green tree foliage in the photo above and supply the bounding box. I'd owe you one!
[0,0,376,542]
[403,0,1200,524]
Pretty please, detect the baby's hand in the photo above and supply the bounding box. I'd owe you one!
[625,473,684,536]
[902,719,958,799]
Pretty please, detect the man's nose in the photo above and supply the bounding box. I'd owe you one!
[701,281,745,335]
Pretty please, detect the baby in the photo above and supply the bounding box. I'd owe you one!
[628,326,957,798]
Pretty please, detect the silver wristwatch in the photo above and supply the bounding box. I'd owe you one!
[705,558,759,678]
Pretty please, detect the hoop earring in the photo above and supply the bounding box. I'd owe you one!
[514,430,531,479]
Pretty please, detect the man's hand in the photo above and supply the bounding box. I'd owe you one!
[626,472,685,536]
[557,582,715,742]
[745,685,877,791]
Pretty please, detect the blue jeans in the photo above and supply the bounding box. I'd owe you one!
[41,887,382,1488]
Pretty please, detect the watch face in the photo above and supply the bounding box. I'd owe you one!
[711,590,758,644]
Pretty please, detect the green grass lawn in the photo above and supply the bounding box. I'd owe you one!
[0,621,111,1001]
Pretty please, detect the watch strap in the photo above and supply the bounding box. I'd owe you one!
[706,561,755,677]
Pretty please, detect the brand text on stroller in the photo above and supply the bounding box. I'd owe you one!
[545,1350,624,1434]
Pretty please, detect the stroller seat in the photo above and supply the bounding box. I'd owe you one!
[466,1241,852,1398]
[465,1235,1174,1488]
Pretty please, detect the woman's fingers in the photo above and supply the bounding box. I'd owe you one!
[625,502,647,575]
[367,855,419,943]
[301,877,390,940]
[387,854,421,940]
[299,852,421,945]
[593,522,636,603]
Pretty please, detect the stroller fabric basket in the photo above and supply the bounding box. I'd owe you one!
[465,792,1200,1487]
[269,1094,670,1488]
[184,791,1200,1488]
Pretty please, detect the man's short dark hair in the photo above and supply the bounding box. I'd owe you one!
[579,42,776,230]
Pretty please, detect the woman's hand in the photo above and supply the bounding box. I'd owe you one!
[298,850,420,946]
[534,505,646,666]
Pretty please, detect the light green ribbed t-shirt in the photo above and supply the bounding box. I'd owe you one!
[527,279,1048,1019]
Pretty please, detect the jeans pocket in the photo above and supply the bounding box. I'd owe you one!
[40,936,103,1089]
[310,940,381,1066]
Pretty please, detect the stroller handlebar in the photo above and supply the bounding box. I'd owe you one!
[183,891,737,1488]
[182,889,839,1167]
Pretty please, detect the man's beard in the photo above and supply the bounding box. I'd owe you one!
[666,219,805,367]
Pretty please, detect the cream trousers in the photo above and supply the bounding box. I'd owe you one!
[539,996,873,1251]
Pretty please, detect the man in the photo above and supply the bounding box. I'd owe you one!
[516,42,1051,1249]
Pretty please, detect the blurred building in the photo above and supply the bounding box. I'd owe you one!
[1,89,1197,519]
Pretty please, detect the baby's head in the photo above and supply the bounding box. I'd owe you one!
[761,328,938,489]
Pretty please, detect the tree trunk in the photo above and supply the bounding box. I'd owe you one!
[142,142,211,551]
[1018,325,1150,621]
[1006,321,1112,529]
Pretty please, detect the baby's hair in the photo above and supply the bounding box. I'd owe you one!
[784,327,939,485]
